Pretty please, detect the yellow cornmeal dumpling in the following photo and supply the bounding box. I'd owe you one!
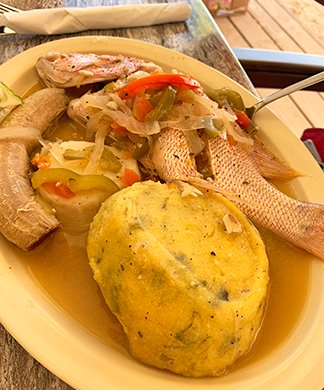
[87,181,269,377]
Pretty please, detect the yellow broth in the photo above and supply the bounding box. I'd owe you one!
[23,194,311,373]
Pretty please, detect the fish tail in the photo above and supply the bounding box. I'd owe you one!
[253,138,302,181]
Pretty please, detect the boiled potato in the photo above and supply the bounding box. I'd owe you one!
[87,181,269,377]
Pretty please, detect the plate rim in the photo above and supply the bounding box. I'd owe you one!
[1,35,324,390]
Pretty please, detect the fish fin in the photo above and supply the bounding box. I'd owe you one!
[187,177,261,208]
[253,138,302,181]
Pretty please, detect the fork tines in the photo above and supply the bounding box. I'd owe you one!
[0,2,20,14]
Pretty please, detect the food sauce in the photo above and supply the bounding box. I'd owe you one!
[23,211,311,373]
[22,93,311,373]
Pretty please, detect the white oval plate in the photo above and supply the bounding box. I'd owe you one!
[0,36,324,390]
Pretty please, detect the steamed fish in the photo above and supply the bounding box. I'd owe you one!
[36,52,162,88]
[63,62,324,260]
[150,127,324,260]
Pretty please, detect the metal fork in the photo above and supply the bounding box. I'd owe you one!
[245,71,324,120]
[0,2,20,34]
[0,2,20,14]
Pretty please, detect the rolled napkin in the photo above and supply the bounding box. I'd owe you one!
[0,2,192,35]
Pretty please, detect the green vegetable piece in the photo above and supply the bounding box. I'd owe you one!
[149,90,163,107]
[103,81,117,92]
[203,118,223,139]
[208,88,245,111]
[63,146,122,172]
[100,146,122,172]
[132,138,150,160]
[0,81,23,108]
[0,81,23,123]
[203,127,220,139]
[63,148,91,160]
[175,89,195,103]
[246,122,258,136]
[144,86,176,122]
[32,167,119,195]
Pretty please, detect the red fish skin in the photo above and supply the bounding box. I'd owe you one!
[149,128,324,260]
[36,52,162,88]
[206,136,324,260]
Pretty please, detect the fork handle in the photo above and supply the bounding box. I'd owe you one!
[254,70,324,113]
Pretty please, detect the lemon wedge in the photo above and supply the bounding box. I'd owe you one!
[0,81,23,123]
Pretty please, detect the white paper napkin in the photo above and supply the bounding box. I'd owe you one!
[0,2,192,35]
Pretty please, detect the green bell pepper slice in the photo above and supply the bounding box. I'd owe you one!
[207,88,245,111]
[32,168,119,195]
[144,86,176,122]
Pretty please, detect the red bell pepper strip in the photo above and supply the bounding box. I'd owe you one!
[132,96,153,122]
[234,109,252,129]
[110,122,129,136]
[118,73,201,99]
[42,182,75,199]
[121,168,141,187]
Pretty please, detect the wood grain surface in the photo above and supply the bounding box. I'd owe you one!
[0,0,255,90]
[215,0,324,137]
[0,1,254,388]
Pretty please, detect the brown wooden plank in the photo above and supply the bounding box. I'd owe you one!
[279,0,324,49]
[256,0,324,54]
[214,17,250,48]
[290,91,324,127]
[257,88,312,137]
[229,10,278,49]
[213,0,323,137]
[248,0,302,52]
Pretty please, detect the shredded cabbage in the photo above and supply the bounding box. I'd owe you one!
[67,75,253,146]
[183,130,205,156]
[100,108,161,136]
[84,126,108,174]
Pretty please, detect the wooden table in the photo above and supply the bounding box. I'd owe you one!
[0,0,255,388]
[215,0,324,138]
